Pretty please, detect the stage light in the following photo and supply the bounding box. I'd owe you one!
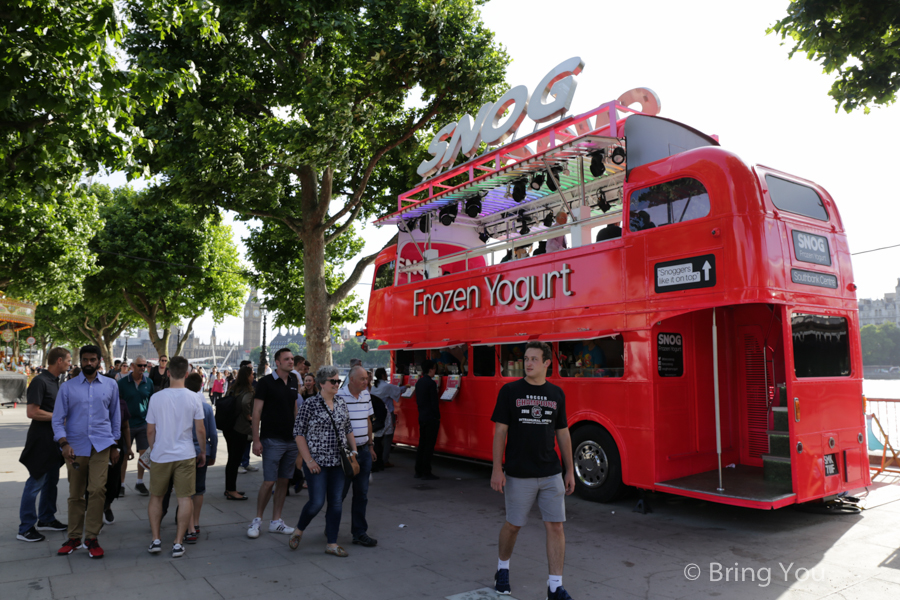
[439,203,458,226]
[465,195,482,218]
[512,178,528,202]
[594,191,611,213]
[405,217,417,232]
[611,147,626,165]
[530,171,545,191]
[543,212,554,227]
[589,151,606,178]
[419,214,430,234]
[546,166,564,192]
[518,210,530,235]
[479,229,490,243]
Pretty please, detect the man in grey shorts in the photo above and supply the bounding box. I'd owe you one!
[491,341,576,600]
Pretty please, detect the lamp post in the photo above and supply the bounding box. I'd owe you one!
[260,310,268,367]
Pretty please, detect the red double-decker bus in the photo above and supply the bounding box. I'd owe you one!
[363,93,869,509]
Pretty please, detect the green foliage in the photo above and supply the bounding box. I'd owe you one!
[0,184,100,303]
[333,339,390,367]
[769,1,900,112]
[93,186,248,353]
[0,1,221,207]
[860,322,900,365]
[124,0,510,363]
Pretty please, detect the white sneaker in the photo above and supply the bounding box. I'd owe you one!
[268,519,294,535]
[237,466,248,474]
[246,465,259,472]
[247,517,262,539]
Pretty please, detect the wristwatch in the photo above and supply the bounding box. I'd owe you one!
[350,450,359,456]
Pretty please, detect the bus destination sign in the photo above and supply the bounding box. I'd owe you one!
[654,254,716,293]
[791,269,838,289]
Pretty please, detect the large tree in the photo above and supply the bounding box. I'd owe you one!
[0,0,220,207]
[94,186,248,357]
[769,1,900,112]
[126,0,509,366]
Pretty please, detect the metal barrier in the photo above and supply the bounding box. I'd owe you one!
[867,398,900,475]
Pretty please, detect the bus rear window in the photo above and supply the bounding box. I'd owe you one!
[629,177,710,232]
[791,314,850,377]
[766,176,828,221]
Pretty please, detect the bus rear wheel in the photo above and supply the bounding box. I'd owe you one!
[571,425,623,503]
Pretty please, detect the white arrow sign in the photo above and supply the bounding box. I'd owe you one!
[702,261,711,281]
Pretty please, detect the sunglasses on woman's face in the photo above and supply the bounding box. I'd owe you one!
[326,379,341,386]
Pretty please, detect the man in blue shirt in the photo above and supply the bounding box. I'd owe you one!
[52,345,121,559]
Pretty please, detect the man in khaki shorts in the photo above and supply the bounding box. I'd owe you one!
[145,356,206,558]
[491,341,576,600]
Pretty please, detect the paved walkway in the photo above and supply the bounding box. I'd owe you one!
[2,404,900,600]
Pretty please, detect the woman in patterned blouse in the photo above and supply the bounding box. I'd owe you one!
[289,365,358,557]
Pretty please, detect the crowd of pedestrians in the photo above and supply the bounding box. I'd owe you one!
[14,341,577,598]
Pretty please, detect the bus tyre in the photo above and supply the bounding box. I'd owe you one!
[571,425,623,503]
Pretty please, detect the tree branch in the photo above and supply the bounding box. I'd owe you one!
[327,233,397,308]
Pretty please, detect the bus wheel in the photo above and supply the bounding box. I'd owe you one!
[571,425,623,503]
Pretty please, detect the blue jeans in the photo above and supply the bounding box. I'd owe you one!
[296,464,345,544]
[19,468,59,534]
[241,441,251,468]
[342,445,372,538]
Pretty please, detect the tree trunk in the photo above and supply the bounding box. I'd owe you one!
[303,229,333,370]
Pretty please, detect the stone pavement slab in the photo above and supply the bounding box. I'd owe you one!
[2,404,900,600]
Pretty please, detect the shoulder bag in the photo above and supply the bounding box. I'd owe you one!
[325,398,359,478]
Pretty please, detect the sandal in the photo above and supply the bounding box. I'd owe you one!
[325,545,349,557]
[224,492,248,501]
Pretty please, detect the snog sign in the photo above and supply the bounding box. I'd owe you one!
[417,57,586,178]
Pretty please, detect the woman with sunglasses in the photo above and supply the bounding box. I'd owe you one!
[289,366,358,557]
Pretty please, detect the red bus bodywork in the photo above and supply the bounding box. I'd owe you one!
[366,112,868,509]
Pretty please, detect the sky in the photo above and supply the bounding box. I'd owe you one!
[102,0,900,346]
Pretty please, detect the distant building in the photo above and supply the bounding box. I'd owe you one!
[111,327,241,365]
[270,328,306,350]
[858,279,900,327]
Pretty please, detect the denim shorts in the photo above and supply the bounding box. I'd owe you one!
[261,437,298,482]
[195,465,207,495]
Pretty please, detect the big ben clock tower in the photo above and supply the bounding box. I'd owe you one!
[243,287,262,356]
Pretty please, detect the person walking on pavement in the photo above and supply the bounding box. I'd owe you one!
[223,365,254,500]
[247,348,298,538]
[288,366,357,557]
[149,356,170,390]
[52,345,122,559]
[118,355,155,497]
[337,365,378,547]
[414,360,441,480]
[17,347,71,542]
[490,341,576,600]
[145,357,206,558]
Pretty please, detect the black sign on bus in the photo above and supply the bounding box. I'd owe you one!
[791,269,838,289]
[791,230,831,266]
[654,254,717,293]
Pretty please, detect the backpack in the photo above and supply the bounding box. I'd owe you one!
[371,393,388,432]
[215,389,239,431]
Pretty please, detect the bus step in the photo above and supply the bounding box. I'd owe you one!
[772,406,790,432]
[766,430,791,458]
[762,454,792,486]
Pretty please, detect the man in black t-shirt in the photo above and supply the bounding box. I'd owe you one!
[17,347,71,542]
[414,360,440,480]
[490,341,575,600]
[149,356,170,390]
[247,348,299,539]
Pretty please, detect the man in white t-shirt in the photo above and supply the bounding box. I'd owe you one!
[336,365,377,547]
[145,356,206,559]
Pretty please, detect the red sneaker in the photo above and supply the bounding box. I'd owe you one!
[85,538,104,559]
[57,538,82,556]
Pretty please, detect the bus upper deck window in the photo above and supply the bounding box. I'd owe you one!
[629,177,710,232]
[374,261,395,290]
[765,176,828,221]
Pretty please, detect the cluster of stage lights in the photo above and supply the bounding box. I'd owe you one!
[399,146,626,233]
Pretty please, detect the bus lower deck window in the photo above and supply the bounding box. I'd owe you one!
[558,336,624,378]
[500,343,552,377]
[472,345,496,377]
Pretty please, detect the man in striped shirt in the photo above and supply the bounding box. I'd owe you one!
[336,365,377,547]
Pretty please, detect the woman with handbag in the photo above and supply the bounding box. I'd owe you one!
[289,366,359,557]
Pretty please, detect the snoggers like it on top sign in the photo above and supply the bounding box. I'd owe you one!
[417,57,586,178]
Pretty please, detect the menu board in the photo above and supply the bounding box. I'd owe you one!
[440,375,460,401]
[401,374,419,397]
[391,373,403,386]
